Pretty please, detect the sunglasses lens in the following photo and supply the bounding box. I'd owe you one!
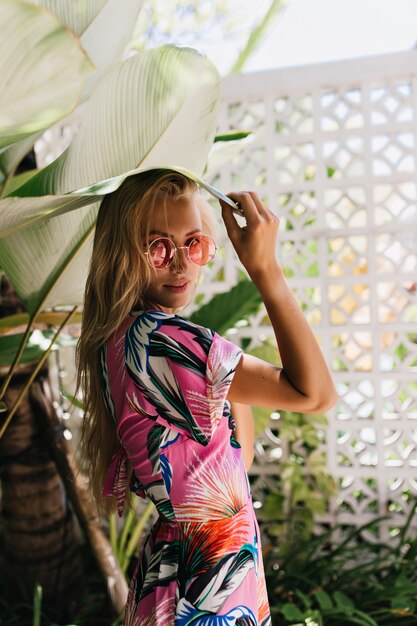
[147,235,217,269]
[147,238,174,269]
[188,235,216,266]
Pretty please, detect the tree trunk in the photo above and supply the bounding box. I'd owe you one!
[0,366,84,619]
[0,274,84,620]
[31,377,129,616]
[0,275,128,620]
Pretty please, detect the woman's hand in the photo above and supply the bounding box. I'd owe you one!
[220,192,280,284]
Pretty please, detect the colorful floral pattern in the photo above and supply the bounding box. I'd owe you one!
[102,311,271,625]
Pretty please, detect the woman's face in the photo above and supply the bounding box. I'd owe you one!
[142,193,209,313]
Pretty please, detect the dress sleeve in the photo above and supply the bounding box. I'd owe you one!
[124,311,242,446]
[206,331,243,416]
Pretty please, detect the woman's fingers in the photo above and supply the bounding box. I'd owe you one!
[226,192,262,228]
[222,193,278,242]
[227,191,277,224]
[249,192,278,222]
[220,198,241,238]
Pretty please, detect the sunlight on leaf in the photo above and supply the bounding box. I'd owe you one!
[0,0,93,149]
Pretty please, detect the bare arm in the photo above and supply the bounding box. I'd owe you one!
[230,401,254,471]
[222,192,338,414]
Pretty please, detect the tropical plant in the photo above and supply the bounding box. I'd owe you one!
[109,502,155,576]
[262,409,337,549]
[264,502,417,625]
[0,1,153,615]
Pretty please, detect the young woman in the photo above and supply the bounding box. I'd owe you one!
[77,170,337,625]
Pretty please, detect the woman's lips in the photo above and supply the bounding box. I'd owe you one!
[164,281,190,293]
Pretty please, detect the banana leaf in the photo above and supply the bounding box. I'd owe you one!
[0,0,144,182]
[0,0,93,151]
[0,44,221,313]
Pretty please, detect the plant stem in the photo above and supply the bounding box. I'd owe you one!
[109,512,118,559]
[0,306,77,439]
[229,0,288,74]
[119,507,135,562]
[0,162,18,199]
[121,502,154,575]
[32,584,42,626]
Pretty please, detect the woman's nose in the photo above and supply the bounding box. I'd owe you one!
[170,247,188,272]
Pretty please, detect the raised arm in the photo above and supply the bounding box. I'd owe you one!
[222,192,338,414]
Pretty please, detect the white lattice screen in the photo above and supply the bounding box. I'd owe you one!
[37,51,417,541]
[203,51,417,541]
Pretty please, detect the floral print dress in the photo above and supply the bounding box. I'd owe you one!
[101,310,271,625]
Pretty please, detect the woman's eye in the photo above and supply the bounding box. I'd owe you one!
[186,236,200,246]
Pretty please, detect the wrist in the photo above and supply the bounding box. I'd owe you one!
[248,262,285,289]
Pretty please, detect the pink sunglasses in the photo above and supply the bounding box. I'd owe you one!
[145,235,218,270]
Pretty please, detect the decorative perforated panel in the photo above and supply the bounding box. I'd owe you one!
[207,52,417,541]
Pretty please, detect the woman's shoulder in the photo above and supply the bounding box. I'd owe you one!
[129,309,213,335]
[126,309,215,355]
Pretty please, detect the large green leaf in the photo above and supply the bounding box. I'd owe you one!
[0,0,93,151]
[28,0,108,37]
[0,204,97,312]
[30,0,146,103]
[0,0,144,183]
[13,45,220,197]
[204,135,254,180]
[0,133,43,185]
[0,194,100,238]
[189,279,262,336]
[0,311,83,332]
[77,0,146,100]
[0,45,221,312]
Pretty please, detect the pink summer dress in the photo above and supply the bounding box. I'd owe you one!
[101,309,272,625]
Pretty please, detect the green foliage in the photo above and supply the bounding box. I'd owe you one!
[0,330,76,366]
[0,0,93,153]
[33,584,42,626]
[133,0,288,76]
[214,130,252,142]
[248,342,281,435]
[189,279,262,335]
[264,503,417,625]
[133,0,235,50]
[252,405,276,436]
[109,502,154,575]
[60,387,85,411]
[263,409,337,548]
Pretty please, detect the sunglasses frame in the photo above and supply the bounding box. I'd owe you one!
[145,234,219,270]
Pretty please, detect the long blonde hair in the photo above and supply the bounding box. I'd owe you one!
[77,170,216,513]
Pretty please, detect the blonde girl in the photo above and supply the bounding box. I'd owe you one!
[77,169,337,625]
